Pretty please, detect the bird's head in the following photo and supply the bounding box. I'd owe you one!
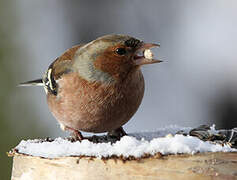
[73,34,162,83]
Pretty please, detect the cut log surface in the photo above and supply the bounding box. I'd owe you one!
[10,152,237,180]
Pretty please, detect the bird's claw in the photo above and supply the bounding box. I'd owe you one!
[64,126,84,142]
[108,127,127,139]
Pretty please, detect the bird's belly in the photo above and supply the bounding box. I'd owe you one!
[47,71,144,133]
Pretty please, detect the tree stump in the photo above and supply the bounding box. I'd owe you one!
[9,152,237,180]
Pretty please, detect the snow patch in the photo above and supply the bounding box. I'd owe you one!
[14,126,236,159]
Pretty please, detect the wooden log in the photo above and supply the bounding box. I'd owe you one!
[10,152,237,180]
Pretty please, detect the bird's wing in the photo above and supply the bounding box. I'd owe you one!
[43,44,84,95]
[49,44,84,80]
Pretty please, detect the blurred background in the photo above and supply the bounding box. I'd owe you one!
[1,0,237,178]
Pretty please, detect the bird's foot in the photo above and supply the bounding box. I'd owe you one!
[86,127,128,144]
[65,126,127,143]
[107,127,127,140]
[72,130,84,142]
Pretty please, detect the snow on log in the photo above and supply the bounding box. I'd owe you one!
[8,126,237,180]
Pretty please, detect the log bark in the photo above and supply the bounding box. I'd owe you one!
[10,152,237,180]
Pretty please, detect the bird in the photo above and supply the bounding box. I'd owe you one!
[20,34,162,141]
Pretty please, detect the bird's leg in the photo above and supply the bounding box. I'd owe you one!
[64,126,84,141]
[108,127,127,140]
[72,130,84,141]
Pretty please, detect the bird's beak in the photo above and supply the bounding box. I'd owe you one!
[132,42,162,66]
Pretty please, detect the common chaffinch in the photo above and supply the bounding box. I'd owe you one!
[20,34,162,141]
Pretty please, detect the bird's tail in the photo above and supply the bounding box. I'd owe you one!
[19,79,44,86]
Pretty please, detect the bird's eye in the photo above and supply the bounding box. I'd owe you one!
[115,48,126,55]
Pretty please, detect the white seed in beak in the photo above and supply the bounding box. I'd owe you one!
[144,49,153,60]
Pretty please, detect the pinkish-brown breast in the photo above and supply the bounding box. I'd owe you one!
[47,69,144,133]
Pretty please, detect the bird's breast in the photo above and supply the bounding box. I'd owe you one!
[47,70,144,133]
